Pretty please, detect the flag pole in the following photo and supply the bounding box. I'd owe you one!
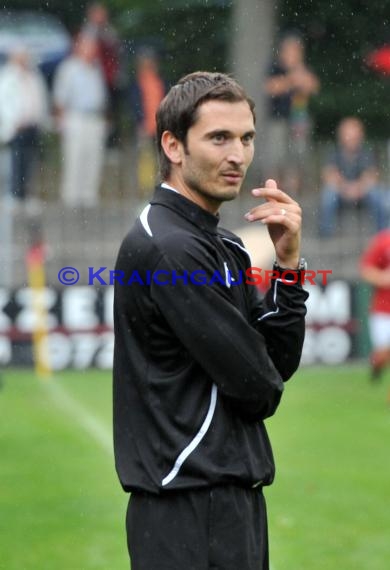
[25,220,51,378]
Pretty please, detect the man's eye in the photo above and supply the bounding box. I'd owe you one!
[242,134,254,145]
[212,134,227,143]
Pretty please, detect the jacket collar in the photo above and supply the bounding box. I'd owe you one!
[150,184,220,234]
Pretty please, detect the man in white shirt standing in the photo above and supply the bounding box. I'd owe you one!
[0,46,49,205]
[53,34,107,208]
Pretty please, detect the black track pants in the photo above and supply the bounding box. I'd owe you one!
[126,485,269,570]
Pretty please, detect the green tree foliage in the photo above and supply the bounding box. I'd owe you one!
[278,0,390,137]
[3,0,390,137]
[2,1,230,84]
[112,2,230,84]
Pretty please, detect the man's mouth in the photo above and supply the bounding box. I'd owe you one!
[221,172,244,183]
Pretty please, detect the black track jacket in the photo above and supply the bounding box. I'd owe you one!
[113,184,308,494]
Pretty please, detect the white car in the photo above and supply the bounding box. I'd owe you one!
[0,10,71,81]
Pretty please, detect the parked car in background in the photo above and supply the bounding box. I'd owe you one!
[0,10,71,84]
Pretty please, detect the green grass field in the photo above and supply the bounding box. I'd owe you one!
[1,365,389,570]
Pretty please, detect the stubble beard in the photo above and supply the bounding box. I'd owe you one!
[183,169,243,207]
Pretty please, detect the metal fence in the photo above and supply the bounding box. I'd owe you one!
[1,136,390,289]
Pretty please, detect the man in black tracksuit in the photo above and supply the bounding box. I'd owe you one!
[113,72,308,570]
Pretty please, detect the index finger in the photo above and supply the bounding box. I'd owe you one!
[261,179,278,202]
[251,186,297,204]
[265,178,278,190]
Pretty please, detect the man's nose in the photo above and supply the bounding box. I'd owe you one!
[226,140,245,165]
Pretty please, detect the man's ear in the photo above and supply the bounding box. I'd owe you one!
[161,131,184,166]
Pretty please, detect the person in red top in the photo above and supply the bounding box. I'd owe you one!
[82,3,123,148]
[360,230,390,380]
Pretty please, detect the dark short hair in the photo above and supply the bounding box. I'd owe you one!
[156,71,255,180]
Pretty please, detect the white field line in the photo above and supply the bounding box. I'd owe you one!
[45,377,113,456]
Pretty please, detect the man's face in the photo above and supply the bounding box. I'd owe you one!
[89,5,108,26]
[338,119,364,152]
[279,38,304,69]
[178,100,255,207]
[76,38,99,63]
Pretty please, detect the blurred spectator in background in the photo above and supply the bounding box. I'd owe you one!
[360,229,390,381]
[53,34,107,208]
[129,49,166,196]
[264,32,320,195]
[319,117,386,237]
[82,2,123,150]
[0,46,49,209]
